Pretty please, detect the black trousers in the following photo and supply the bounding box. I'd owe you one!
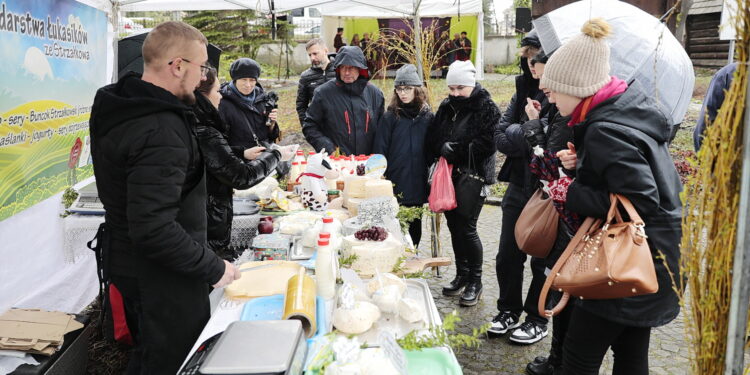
[548,291,572,367]
[110,262,211,375]
[403,203,423,247]
[563,306,651,375]
[443,195,485,280]
[496,183,548,324]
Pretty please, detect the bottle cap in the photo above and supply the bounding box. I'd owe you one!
[317,239,330,246]
[322,217,333,223]
[319,232,331,239]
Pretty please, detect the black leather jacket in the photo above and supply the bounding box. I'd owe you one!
[193,93,279,258]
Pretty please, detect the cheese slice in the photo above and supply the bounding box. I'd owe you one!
[225,261,302,299]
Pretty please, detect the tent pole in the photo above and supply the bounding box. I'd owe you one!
[724,46,750,375]
[412,0,424,81]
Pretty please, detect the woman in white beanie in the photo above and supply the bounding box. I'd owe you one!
[373,64,433,245]
[539,18,682,374]
[425,60,500,307]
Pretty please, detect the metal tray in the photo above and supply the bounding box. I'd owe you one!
[342,279,441,346]
[289,237,315,260]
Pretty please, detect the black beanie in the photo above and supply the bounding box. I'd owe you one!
[229,58,261,81]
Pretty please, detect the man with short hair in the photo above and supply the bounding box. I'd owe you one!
[334,27,345,52]
[456,31,472,61]
[303,46,384,155]
[296,39,336,126]
[89,21,240,373]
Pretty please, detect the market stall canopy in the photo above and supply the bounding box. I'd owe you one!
[532,0,694,126]
[113,0,481,16]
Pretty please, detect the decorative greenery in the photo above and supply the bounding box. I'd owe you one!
[59,187,79,218]
[673,1,750,373]
[339,253,359,268]
[397,205,428,233]
[391,255,408,274]
[403,271,432,279]
[397,310,489,352]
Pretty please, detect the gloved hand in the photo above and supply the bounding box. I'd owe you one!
[440,142,458,160]
[521,120,545,149]
[542,176,573,203]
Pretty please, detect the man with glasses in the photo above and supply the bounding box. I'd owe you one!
[89,21,240,373]
[303,46,384,155]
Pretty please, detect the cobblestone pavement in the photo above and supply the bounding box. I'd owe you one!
[414,205,691,375]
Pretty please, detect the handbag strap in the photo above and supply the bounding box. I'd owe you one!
[537,216,602,317]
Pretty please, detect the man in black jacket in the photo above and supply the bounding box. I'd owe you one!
[89,22,240,374]
[302,46,385,155]
[296,38,336,126]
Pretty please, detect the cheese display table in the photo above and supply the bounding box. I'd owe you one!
[61,213,261,263]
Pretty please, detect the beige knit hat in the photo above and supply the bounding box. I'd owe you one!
[540,18,612,98]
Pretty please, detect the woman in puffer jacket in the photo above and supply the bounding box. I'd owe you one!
[540,19,682,374]
[193,67,281,261]
[426,60,499,307]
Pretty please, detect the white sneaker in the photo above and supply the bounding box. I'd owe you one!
[509,321,548,344]
[488,311,521,335]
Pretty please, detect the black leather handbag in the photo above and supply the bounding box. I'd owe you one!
[453,144,485,218]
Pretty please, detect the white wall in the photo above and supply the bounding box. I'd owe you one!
[483,34,517,66]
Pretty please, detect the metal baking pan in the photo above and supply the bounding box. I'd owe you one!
[346,279,440,346]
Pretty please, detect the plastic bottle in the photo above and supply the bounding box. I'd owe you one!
[293,150,306,164]
[321,217,342,251]
[289,162,302,184]
[315,235,336,299]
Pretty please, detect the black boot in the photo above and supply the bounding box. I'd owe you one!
[442,259,469,296]
[459,265,483,306]
[460,279,483,306]
[526,356,554,375]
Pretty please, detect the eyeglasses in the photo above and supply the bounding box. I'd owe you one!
[395,86,415,93]
[168,57,210,77]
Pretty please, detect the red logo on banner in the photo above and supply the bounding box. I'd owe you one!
[68,137,83,169]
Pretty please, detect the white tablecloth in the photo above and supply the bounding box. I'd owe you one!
[62,214,261,263]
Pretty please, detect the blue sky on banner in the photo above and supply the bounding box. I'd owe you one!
[0,0,107,111]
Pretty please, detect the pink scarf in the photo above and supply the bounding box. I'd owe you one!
[568,76,628,127]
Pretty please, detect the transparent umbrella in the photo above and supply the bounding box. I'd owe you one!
[532,0,695,127]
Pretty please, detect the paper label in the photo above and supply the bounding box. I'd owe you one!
[378,331,408,375]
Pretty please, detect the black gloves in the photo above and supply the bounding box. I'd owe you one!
[440,142,458,160]
[521,120,546,150]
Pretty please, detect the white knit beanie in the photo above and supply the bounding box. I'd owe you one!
[446,60,476,87]
[541,18,612,98]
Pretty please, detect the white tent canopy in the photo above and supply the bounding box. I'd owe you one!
[78,0,484,80]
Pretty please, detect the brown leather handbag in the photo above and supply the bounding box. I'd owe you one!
[515,189,559,258]
[538,194,658,317]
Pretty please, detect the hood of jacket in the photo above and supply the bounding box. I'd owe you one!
[334,46,369,86]
[90,72,189,137]
[583,84,671,143]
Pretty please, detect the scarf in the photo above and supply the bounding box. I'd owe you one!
[568,76,628,127]
[398,101,422,119]
[229,81,256,105]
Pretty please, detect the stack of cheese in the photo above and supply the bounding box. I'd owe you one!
[341,232,403,277]
[342,177,394,216]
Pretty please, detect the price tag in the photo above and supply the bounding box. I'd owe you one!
[378,331,408,375]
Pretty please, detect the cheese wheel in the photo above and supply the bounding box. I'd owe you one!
[364,179,394,199]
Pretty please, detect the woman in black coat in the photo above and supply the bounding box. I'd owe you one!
[194,67,281,261]
[426,60,499,307]
[489,32,553,344]
[541,19,682,374]
[219,58,280,152]
[373,64,433,246]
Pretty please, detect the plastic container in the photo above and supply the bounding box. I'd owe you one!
[314,238,336,299]
[289,162,302,184]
